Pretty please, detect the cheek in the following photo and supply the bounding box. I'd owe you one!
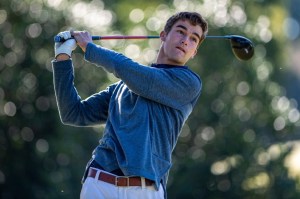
[187,47,197,56]
[189,42,198,52]
[164,40,174,51]
[168,33,181,43]
[189,40,198,48]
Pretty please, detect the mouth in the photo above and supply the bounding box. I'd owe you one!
[176,46,186,54]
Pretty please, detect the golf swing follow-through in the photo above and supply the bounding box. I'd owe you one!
[52,11,252,199]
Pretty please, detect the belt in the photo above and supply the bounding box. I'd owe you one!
[88,168,154,187]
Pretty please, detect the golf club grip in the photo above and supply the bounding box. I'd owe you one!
[54,35,160,42]
[54,35,100,42]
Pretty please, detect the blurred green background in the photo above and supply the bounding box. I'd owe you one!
[1,0,300,198]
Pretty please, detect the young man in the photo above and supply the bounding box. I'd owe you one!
[52,12,208,199]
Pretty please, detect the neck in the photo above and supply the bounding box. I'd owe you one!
[155,48,165,65]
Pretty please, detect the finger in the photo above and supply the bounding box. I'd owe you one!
[72,31,86,41]
[70,30,74,37]
[63,31,72,39]
[64,39,77,48]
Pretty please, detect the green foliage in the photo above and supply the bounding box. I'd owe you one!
[1,0,300,198]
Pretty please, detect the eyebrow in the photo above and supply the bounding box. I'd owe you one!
[175,24,201,41]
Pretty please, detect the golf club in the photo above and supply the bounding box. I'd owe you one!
[54,34,254,61]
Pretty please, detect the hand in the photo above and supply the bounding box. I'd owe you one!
[54,31,77,58]
[71,31,93,52]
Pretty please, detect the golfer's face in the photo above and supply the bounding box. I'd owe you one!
[161,19,203,65]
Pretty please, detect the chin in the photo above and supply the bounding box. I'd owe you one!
[173,59,187,66]
[167,57,183,65]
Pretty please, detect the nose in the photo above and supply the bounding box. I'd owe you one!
[181,36,188,45]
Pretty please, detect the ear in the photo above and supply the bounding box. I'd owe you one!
[160,31,166,42]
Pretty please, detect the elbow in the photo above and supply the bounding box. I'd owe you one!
[59,110,77,125]
[60,115,73,125]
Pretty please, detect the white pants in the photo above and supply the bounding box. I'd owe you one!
[80,169,164,199]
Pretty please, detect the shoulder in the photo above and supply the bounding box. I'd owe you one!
[172,66,202,88]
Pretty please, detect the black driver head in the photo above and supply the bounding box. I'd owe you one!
[229,35,254,61]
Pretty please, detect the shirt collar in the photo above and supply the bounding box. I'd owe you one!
[150,63,188,69]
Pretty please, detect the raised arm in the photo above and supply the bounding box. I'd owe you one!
[52,60,114,126]
[70,30,201,109]
[84,43,202,109]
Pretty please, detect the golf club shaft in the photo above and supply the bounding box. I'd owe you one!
[54,35,235,42]
[92,35,233,40]
[54,35,160,42]
[92,35,160,40]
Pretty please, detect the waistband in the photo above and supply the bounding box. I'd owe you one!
[87,167,155,187]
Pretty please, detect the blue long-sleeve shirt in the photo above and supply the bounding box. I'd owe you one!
[52,43,202,198]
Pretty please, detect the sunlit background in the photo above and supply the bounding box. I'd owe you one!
[1,0,300,198]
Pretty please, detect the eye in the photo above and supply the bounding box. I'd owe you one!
[191,37,199,43]
[177,29,184,35]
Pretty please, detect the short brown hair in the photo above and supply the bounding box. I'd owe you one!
[163,12,208,46]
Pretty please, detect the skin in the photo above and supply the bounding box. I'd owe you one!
[157,19,203,65]
[56,19,204,65]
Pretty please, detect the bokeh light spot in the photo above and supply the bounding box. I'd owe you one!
[0,170,5,184]
[21,127,34,142]
[129,9,144,23]
[35,96,50,111]
[237,81,250,96]
[26,23,42,38]
[273,116,286,131]
[125,44,140,59]
[283,17,300,40]
[288,108,300,123]
[0,10,7,24]
[4,102,17,117]
[243,129,256,143]
[211,160,230,175]
[36,139,49,153]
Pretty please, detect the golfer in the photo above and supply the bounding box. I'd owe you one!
[52,11,208,199]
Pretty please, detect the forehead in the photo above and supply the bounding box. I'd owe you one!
[172,19,204,36]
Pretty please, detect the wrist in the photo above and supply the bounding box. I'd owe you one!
[56,54,71,61]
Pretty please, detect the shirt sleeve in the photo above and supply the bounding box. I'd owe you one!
[52,59,114,126]
[84,43,202,109]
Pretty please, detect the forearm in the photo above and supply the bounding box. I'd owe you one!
[84,43,202,108]
[84,43,155,94]
[52,60,82,124]
[52,60,108,126]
